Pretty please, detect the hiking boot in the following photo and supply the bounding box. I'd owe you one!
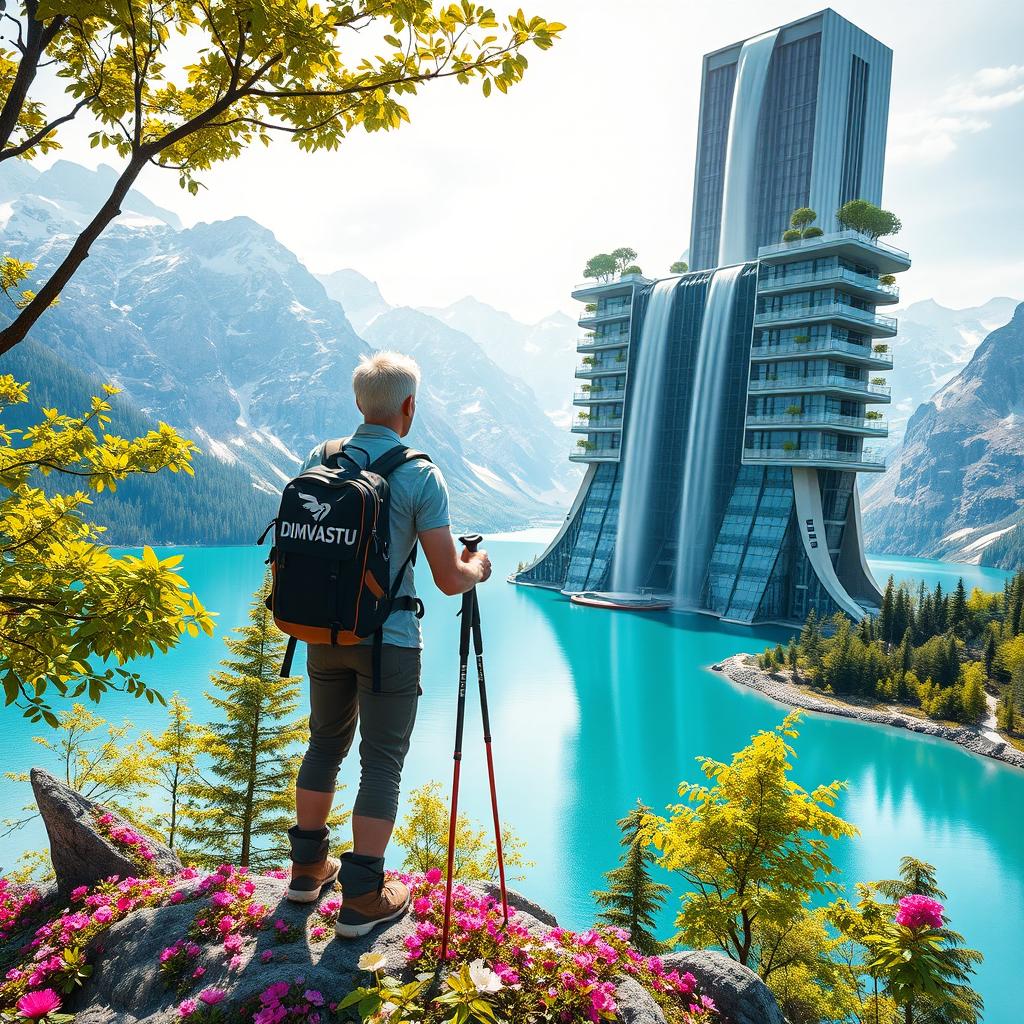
[335,852,410,938]
[286,825,340,903]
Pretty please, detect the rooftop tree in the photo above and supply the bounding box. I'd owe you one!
[836,199,902,242]
[0,2,564,354]
[582,252,617,282]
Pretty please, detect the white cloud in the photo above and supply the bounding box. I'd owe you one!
[943,64,1024,112]
[889,112,990,165]
[889,64,1023,165]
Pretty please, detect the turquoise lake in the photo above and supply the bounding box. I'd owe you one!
[1,538,1019,1022]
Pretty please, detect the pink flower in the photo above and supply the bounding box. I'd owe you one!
[224,932,243,952]
[425,867,442,884]
[895,894,944,931]
[310,926,326,940]
[15,989,62,1019]
[199,988,227,1006]
[589,984,617,1019]
[116,897,134,913]
[229,954,243,971]
[97,813,114,826]
[192,967,206,980]
[211,890,234,908]
[413,896,432,915]
[92,906,113,924]
[169,892,184,905]
[260,950,274,963]
[304,990,324,1006]
[140,849,155,861]
[71,886,89,901]
[177,998,197,1018]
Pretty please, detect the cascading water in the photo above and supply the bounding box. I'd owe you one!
[670,28,777,606]
[673,266,743,607]
[717,29,779,265]
[609,278,677,593]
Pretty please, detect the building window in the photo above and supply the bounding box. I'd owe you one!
[839,56,870,206]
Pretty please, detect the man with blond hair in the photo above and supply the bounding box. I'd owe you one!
[285,350,491,937]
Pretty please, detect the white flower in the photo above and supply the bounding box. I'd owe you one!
[358,952,388,973]
[468,959,503,994]
[380,1002,398,1019]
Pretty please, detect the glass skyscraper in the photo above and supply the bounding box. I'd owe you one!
[515,10,909,626]
[690,9,893,270]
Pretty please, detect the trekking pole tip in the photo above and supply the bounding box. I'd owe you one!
[459,533,483,552]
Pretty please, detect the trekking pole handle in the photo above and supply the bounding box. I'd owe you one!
[459,533,483,553]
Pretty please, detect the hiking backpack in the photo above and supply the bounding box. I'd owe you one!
[258,440,431,690]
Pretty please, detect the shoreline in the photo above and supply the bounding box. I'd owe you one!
[714,654,1024,771]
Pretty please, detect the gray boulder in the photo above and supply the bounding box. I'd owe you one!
[663,950,784,1024]
[31,767,181,897]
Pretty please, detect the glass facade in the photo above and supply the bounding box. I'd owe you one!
[839,56,870,206]
[753,33,821,252]
[690,63,737,271]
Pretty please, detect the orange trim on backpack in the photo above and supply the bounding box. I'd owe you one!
[365,571,385,600]
[273,618,361,646]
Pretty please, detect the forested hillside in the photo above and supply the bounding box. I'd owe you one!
[3,340,276,545]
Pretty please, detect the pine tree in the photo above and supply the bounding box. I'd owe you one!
[179,578,311,869]
[959,664,987,725]
[144,694,201,849]
[879,576,896,644]
[869,858,984,1024]
[949,578,969,638]
[997,692,1016,735]
[933,582,948,634]
[592,801,669,955]
[983,629,998,680]
[893,587,912,644]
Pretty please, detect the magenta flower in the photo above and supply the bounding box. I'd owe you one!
[176,997,197,1018]
[92,906,113,924]
[198,988,227,1006]
[70,886,89,901]
[260,950,274,963]
[425,867,442,884]
[15,988,62,1019]
[895,894,944,931]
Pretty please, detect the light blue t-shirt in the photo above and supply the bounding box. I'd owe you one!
[301,423,450,649]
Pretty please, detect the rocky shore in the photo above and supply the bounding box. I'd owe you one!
[714,654,1024,770]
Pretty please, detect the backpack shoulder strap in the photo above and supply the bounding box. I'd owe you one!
[367,445,432,479]
[321,437,370,470]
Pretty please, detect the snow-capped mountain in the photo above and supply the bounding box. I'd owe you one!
[316,269,391,334]
[886,297,1020,447]
[1,162,572,535]
[862,302,1024,568]
[418,296,579,428]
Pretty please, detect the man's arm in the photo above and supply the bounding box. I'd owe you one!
[419,527,492,597]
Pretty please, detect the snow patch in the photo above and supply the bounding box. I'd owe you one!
[943,527,974,544]
[269,464,293,483]
[460,401,482,415]
[960,525,1017,558]
[0,202,12,230]
[464,459,519,498]
[253,429,301,464]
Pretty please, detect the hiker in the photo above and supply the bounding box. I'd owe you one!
[283,350,492,935]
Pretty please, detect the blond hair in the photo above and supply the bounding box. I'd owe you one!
[352,350,421,419]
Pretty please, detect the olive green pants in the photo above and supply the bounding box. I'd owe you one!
[296,643,421,822]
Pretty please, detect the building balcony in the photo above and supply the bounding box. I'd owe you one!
[576,359,628,378]
[753,302,897,338]
[747,374,891,403]
[750,336,894,368]
[578,305,633,328]
[569,445,621,463]
[757,230,912,276]
[571,272,649,302]
[757,265,900,305]
[571,416,622,433]
[745,411,888,437]
[573,387,627,405]
[577,333,630,353]
[742,446,887,472]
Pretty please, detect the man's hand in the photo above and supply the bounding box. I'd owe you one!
[461,545,492,584]
[420,527,491,596]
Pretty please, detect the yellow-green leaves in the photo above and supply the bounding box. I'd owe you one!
[649,714,858,972]
[0,378,212,726]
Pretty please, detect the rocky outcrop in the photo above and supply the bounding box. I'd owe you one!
[716,655,1024,769]
[663,952,785,1024]
[25,771,784,1024]
[30,768,182,897]
[862,301,1024,569]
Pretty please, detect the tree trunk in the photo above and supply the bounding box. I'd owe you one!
[0,4,64,156]
[0,154,147,355]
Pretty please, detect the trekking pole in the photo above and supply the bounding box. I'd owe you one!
[440,538,476,964]
[462,537,510,929]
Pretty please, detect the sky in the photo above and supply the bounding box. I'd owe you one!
[9,0,1024,323]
